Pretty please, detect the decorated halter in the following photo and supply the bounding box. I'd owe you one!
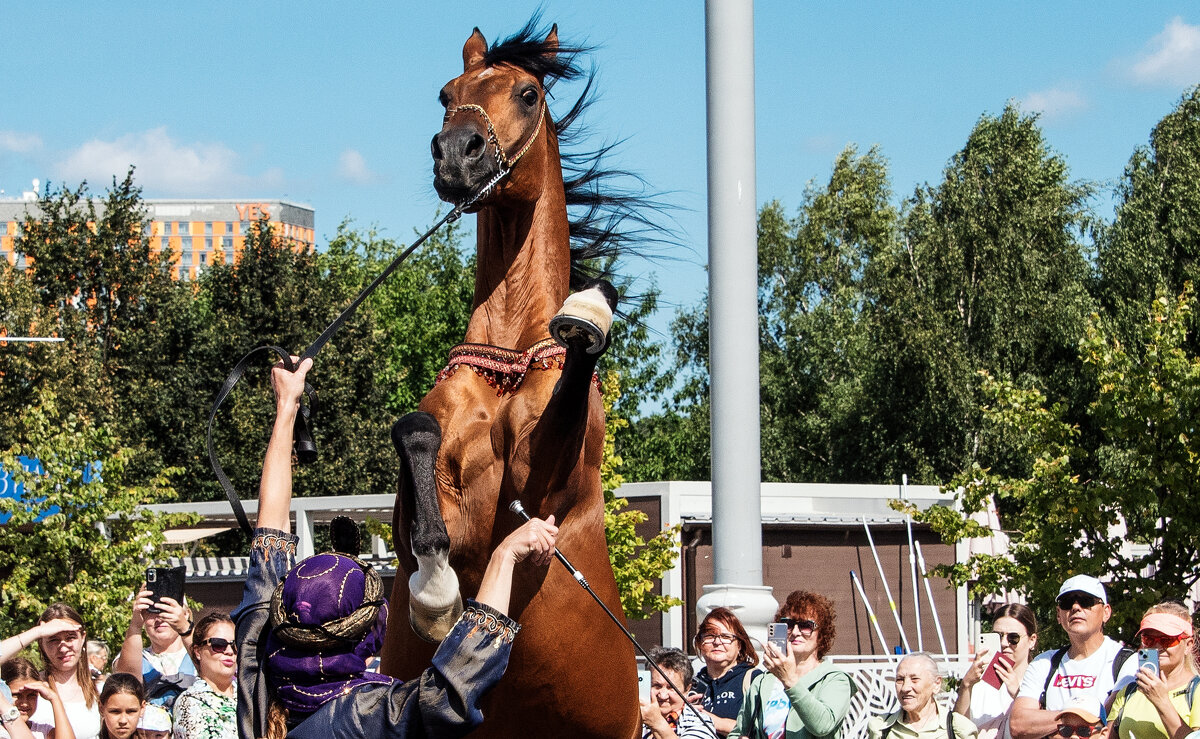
[444,96,547,174]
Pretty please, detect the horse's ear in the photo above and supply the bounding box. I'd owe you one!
[542,24,559,60]
[463,27,487,71]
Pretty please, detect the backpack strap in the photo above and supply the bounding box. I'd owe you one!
[742,666,755,703]
[1108,682,1138,737]
[1187,675,1200,708]
[1040,648,1069,709]
[1111,646,1136,682]
[946,707,956,739]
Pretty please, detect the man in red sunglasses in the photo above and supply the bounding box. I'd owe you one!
[1010,575,1138,739]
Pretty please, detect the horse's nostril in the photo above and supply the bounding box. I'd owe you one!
[431,134,443,161]
[463,132,486,160]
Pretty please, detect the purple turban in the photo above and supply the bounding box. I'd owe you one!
[265,553,393,716]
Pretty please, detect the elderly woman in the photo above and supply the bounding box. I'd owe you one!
[731,591,855,739]
[869,653,978,739]
[691,608,762,736]
[1106,602,1200,739]
[954,604,1039,739]
[640,647,717,739]
[234,357,558,739]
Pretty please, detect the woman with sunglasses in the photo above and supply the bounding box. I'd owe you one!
[690,608,762,736]
[730,591,854,739]
[1105,603,1199,739]
[955,604,1038,739]
[171,614,235,739]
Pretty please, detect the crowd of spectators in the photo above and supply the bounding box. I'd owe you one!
[635,574,1200,739]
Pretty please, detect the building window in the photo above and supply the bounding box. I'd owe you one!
[222,236,232,248]
[206,237,213,249]
[179,222,189,235]
[180,250,192,266]
[200,252,207,266]
[205,222,213,235]
[15,253,26,270]
[228,222,236,235]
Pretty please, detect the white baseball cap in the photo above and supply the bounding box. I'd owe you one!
[1057,575,1107,605]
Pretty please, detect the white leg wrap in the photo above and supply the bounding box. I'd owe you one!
[549,286,614,354]
[408,552,463,643]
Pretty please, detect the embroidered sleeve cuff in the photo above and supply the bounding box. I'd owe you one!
[250,528,298,555]
[462,600,520,642]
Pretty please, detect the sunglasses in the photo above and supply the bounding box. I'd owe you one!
[1056,725,1101,738]
[780,617,817,634]
[1056,594,1102,611]
[1140,632,1186,650]
[198,637,237,654]
[995,631,1024,646]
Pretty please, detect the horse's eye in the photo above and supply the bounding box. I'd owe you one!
[520,88,539,107]
[438,91,450,108]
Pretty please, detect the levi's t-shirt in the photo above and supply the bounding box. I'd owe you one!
[1016,637,1138,713]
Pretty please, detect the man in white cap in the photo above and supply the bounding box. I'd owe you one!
[1009,575,1138,739]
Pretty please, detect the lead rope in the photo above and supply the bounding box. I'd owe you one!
[209,95,548,535]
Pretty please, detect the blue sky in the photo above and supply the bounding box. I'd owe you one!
[2,2,1198,336]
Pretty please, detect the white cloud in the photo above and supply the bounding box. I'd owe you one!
[336,148,381,185]
[1018,87,1088,122]
[54,127,283,195]
[1127,17,1200,87]
[0,131,43,154]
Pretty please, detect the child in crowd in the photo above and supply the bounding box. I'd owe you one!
[2,658,73,739]
[135,706,170,739]
[97,676,142,739]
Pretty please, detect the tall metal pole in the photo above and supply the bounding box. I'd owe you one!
[695,0,777,641]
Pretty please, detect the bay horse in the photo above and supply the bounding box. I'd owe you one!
[378,21,644,739]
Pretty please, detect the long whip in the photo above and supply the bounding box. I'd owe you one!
[508,500,711,728]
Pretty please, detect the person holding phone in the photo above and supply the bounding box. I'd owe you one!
[114,580,196,710]
[954,604,1039,739]
[1106,603,1200,739]
[730,590,855,739]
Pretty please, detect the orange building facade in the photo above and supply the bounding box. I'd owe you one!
[0,199,315,279]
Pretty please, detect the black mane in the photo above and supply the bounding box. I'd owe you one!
[486,17,671,293]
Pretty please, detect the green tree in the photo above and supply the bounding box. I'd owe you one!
[756,146,896,482]
[908,286,1200,640]
[599,371,682,619]
[191,218,395,503]
[1099,85,1200,346]
[859,104,1095,484]
[0,391,197,651]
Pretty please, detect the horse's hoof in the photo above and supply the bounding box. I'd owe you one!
[408,591,464,644]
[550,286,613,355]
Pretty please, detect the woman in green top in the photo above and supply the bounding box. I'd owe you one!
[1107,602,1200,739]
[730,591,855,739]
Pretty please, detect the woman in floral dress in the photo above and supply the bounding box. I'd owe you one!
[172,615,235,739]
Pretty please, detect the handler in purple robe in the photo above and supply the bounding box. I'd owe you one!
[233,357,558,739]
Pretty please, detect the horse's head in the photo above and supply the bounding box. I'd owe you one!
[432,26,560,210]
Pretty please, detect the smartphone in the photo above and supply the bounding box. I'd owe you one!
[637,669,652,703]
[145,566,186,614]
[1138,648,1160,676]
[769,622,788,654]
[977,632,1001,656]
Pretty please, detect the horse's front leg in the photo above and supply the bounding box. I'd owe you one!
[390,411,462,643]
[516,280,618,498]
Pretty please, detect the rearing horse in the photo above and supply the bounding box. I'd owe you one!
[379,21,640,738]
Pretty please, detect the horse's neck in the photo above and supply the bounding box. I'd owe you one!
[465,175,571,350]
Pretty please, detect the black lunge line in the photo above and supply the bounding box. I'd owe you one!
[507,500,711,728]
[208,171,507,535]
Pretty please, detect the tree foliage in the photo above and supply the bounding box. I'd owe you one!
[908,286,1200,639]
[0,391,197,651]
